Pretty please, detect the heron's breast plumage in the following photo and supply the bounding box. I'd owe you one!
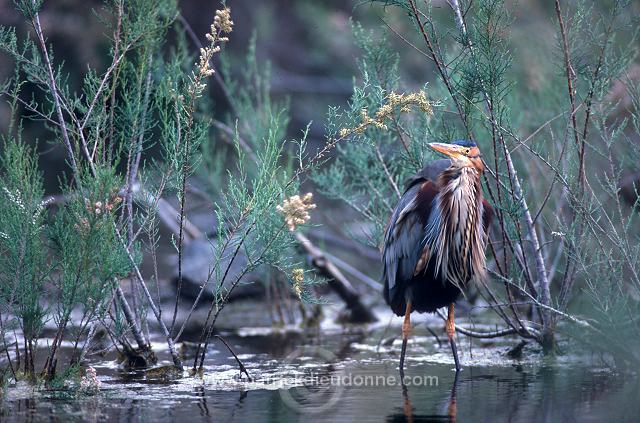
[425,166,486,287]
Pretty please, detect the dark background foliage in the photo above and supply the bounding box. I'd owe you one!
[5,0,636,193]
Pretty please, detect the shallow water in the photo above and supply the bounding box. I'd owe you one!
[2,313,639,422]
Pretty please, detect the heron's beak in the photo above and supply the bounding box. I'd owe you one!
[428,142,460,158]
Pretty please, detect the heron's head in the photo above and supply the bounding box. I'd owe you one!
[428,140,484,173]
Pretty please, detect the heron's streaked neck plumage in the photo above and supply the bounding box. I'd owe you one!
[428,163,486,287]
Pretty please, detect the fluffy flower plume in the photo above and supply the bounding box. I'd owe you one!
[84,193,122,216]
[80,366,101,392]
[339,90,433,137]
[292,268,305,299]
[2,186,49,227]
[213,7,234,34]
[276,193,316,231]
[191,7,233,95]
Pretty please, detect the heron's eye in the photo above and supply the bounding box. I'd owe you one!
[465,149,470,155]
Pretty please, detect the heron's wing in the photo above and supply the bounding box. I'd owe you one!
[481,199,494,235]
[382,180,439,302]
[404,159,451,191]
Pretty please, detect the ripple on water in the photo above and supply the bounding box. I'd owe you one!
[1,314,636,422]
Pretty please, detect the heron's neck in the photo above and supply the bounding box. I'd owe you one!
[438,166,481,204]
[429,165,484,285]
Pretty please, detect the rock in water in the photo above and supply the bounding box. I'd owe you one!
[170,237,265,303]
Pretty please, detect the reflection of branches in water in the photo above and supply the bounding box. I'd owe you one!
[334,333,366,360]
[227,391,248,421]
[194,385,210,418]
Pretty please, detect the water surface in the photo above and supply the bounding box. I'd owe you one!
[2,313,638,422]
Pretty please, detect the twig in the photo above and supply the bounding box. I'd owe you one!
[114,225,183,368]
[30,3,79,179]
[212,119,258,163]
[375,146,401,199]
[194,222,288,371]
[446,0,553,342]
[407,0,471,137]
[75,323,98,365]
[557,1,619,313]
[425,325,443,347]
[80,45,132,133]
[554,0,584,187]
[0,309,17,380]
[114,284,148,351]
[381,18,431,61]
[214,335,252,381]
[488,269,594,328]
[435,309,539,339]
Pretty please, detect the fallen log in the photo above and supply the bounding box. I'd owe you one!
[294,232,377,324]
[153,188,378,324]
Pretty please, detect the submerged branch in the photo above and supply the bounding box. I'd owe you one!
[435,309,540,339]
[213,335,252,381]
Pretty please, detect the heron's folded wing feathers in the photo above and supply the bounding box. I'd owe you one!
[482,199,494,235]
[383,180,439,300]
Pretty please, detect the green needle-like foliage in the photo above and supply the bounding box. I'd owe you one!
[0,138,48,377]
[0,0,323,381]
[317,0,640,363]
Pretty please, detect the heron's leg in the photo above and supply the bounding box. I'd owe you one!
[446,303,461,372]
[399,300,412,377]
